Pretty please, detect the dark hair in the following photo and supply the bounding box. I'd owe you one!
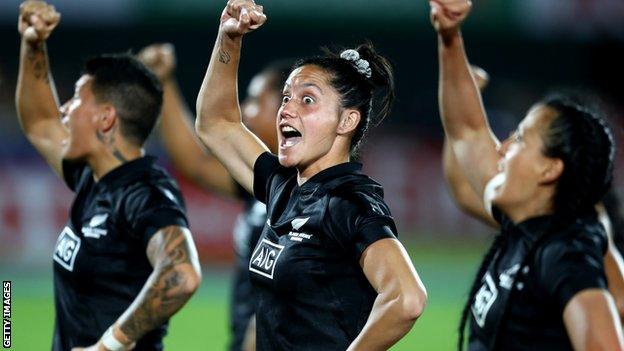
[457,233,507,350]
[84,53,163,145]
[541,95,615,219]
[293,42,395,157]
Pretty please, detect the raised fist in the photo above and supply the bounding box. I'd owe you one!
[430,0,471,37]
[220,0,267,39]
[138,43,177,82]
[18,0,60,43]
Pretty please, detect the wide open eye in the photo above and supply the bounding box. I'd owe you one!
[281,95,291,104]
[302,96,315,105]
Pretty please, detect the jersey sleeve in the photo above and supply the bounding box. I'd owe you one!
[61,159,90,192]
[326,191,398,260]
[123,184,189,247]
[537,232,608,312]
[253,152,285,204]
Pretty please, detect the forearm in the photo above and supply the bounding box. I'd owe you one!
[195,33,244,137]
[348,293,421,351]
[160,79,238,196]
[438,31,489,139]
[15,39,60,135]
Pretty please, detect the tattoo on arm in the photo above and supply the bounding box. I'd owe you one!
[26,42,49,82]
[218,37,231,64]
[118,226,196,341]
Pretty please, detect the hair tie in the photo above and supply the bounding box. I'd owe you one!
[340,49,372,79]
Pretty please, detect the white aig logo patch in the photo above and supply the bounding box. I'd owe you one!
[249,239,284,279]
[53,227,81,272]
[471,272,498,327]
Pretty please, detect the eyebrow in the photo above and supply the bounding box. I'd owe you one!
[301,83,323,94]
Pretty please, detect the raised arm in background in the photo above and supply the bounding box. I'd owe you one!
[431,0,500,205]
[195,0,269,194]
[442,65,497,226]
[15,0,66,177]
[138,44,237,197]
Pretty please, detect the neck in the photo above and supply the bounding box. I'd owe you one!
[501,191,555,224]
[87,145,144,181]
[296,150,349,185]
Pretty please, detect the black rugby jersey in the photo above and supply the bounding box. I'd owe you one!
[230,183,266,351]
[250,152,398,351]
[468,210,608,351]
[52,156,188,351]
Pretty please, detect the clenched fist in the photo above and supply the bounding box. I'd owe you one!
[138,43,177,82]
[429,0,471,38]
[220,0,267,39]
[18,0,60,43]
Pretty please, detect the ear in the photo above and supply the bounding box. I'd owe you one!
[96,104,117,133]
[337,109,361,136]
[540,158,564,184]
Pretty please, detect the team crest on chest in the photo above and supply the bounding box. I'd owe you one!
[287,217,313,242]
[82,213,108,238]
[249,239,285,279]
[472,272,498,327]
[53,227,81,272]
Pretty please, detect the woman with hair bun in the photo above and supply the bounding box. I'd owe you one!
[430,0,624,350]
[195,1,427,350]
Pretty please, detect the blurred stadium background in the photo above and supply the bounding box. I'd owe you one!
[0,0,623,349]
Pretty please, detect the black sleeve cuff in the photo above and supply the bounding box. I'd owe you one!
[354,221,397,259]
[253,152,280,204]
[137,208,189,248]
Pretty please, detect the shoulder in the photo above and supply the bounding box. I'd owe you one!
[538,216,607,263]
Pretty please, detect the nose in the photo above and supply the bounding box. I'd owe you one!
[279,99,296,121]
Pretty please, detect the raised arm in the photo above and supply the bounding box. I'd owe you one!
[195,0,269,194]
[442,65,498,226]
[347,238,427,351]
[431,0,499,198]
[138,44,238,197]
[15,1,66,178]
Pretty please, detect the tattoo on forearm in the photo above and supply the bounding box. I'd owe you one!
[26,43,49,82]
[119,226,194,341]
[218,37,231,64]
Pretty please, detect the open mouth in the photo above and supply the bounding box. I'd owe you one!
[280,125,302,148]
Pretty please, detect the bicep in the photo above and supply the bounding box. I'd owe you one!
[360,238,426,298]
[443,139,498,227]
[26,119,68,178]
[146,226,200,274]
[196,120,268,194]
[449,129,500,199]
[563,289,624,351]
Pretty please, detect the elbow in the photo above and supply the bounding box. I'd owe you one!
[176,265,202,298]
[398,287,428,322]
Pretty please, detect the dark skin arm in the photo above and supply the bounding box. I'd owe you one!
[15,1,66,178]
[72,226,202,351]
[138,44,237,197]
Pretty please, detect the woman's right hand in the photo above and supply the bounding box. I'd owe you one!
[220,0,267,40]
[429,0,472,40]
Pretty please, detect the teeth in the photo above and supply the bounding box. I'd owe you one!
[281,125,298,133]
